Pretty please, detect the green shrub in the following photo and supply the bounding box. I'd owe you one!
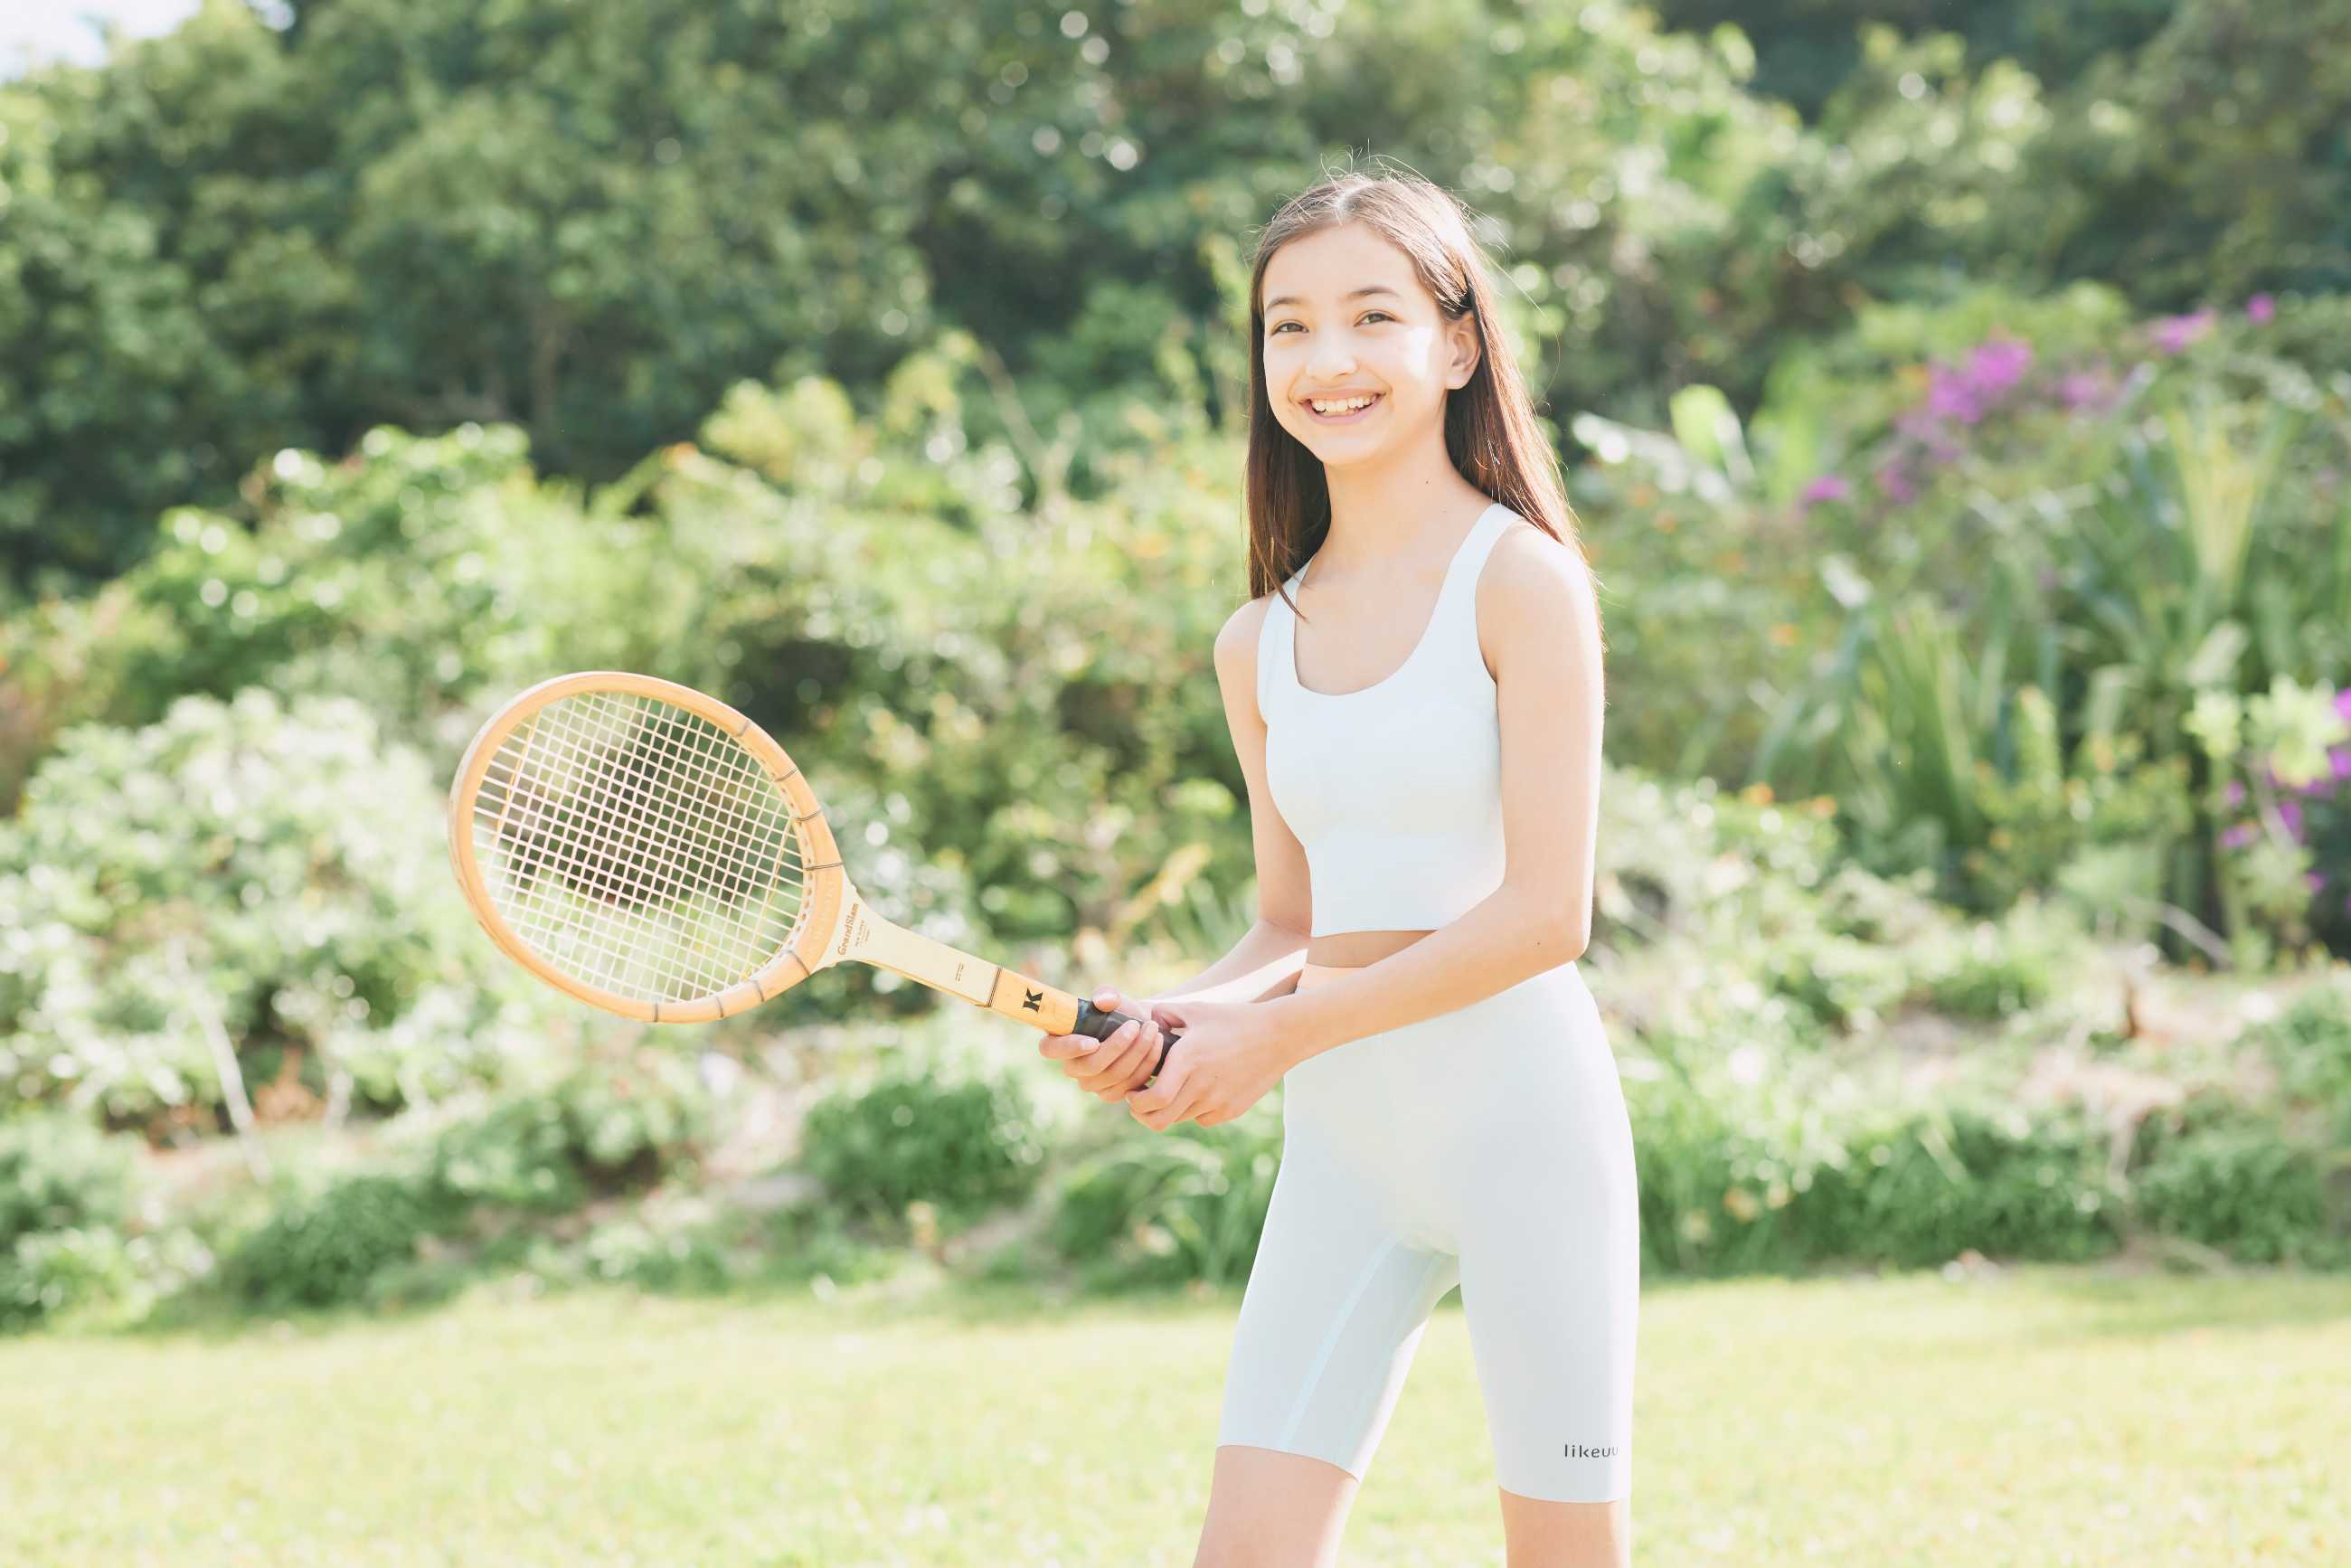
[1630,1057,2128,1276]
[1798,1100,2123,1268]
[0,1227,140,1331]
[418,1049,717,1223]
[2129,1097,2334,1264]
[798,1058,1047,1228]
[549,1050,716,1188]
[0,1112,141,1249]
[2249,974,2351,1134]
[1916,930,2060,1020]
[426,1095,591,1214]
[0,690,570,1127]
[577,1214,737,1294]
[1050,1118,1282,1289]
[222,1171,457,1311]
[755,1202,900,1291]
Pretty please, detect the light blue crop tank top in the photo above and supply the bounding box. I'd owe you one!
[1257,499,1519,938]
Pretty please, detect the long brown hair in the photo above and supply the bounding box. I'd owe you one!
[1242,168,1592,620]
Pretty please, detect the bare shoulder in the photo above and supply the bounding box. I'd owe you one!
[1218,592,1276,655]
[1215,591,1278,675]
[1474,514,1599,676]
[1213,591,1283,717]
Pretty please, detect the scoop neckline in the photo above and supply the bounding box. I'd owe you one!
[1287,501,1505,700]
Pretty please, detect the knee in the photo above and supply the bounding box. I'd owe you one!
[1194,1445,1356,1568]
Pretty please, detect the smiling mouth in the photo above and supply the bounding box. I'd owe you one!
[1302,392,1383,423]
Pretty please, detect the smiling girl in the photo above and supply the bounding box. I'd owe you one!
[1040,168,1635,1567]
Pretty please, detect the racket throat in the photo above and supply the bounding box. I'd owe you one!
[823,885,1089,1033]
[822,887,995,1006]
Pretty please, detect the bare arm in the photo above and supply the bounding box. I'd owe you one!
[1147,918,1309,1007]
[1264,525,1603,1066]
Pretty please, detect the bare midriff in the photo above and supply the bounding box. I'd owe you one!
[1306,928,1433,970]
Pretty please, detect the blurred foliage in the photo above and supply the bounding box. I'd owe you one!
[0,688,573,1129]
[414,1047,719,1214]
[4,0,2351,1318]
[0,1109,140,1250]
[24,0,2344,588]
[797,1053,1049,1228]
[1650,0,2183,120]
[2129,1091,2339,1266]
[220,1168,458,1311]
[1050,1116,1282,1290]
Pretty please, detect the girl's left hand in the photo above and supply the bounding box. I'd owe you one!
[1125,997,1298,1130]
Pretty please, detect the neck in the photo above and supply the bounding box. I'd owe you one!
[1317,449,1490,577]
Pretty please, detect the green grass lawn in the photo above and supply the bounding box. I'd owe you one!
[1,1261,2345,1565]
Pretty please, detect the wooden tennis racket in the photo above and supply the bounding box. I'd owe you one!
[446,671,1176,1072]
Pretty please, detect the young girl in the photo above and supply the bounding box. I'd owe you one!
[1041,169,1635,1568]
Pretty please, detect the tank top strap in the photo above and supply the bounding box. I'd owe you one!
[1258,564,1308,713]
[1424,500,1515,677]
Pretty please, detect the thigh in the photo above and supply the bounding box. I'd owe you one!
[1215,1138,1459,1486]
[1449,1015,1641,1507]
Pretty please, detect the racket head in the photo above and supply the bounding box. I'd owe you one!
[447,671,848,1023]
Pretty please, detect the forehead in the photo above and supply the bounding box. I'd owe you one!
[1261,223,1422,310]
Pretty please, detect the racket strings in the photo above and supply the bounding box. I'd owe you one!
[471,690,810,1004]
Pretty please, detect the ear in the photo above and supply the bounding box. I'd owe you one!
[1445,311,1482,390]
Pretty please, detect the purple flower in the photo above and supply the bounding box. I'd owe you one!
[2059,370,2110,411]
[2220,823,2255,849]
[1801,475,1852,505]
[2151,310,2215,354]
[2309,870,2329,892]
[2332,746,2351,782]
[2334,688,2351,725]
[2246,294,2276,324]
[1967,338,2034,396]
[2278,798,2305,841]
[1876,463,1916,504]
[2224,779,2246,808]
[1925,364,1986,425]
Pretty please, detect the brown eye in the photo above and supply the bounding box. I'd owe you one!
[1269,311,1391,335]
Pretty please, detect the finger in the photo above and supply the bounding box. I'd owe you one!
[1129,1058,1177,1113]
[1117,1036,1165,1095]
[1040,1031,1097,1062]
[1085,1022,1157,1094]
[1073,1022,1142,1091]
[1153,1074,1213,1132]
[1065,1015,1138,1064]
[1135,1068,1194,1129]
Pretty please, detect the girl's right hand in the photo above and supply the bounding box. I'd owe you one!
[1038,987,1167,1102]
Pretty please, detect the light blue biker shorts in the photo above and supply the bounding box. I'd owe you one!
[1214,959,1639,1503]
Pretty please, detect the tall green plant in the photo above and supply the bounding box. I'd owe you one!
[2054,392,2313,946]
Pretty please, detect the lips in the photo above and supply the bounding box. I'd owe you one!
[1301,392,1383,423]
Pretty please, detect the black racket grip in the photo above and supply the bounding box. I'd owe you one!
[1072,1001,1181,1076]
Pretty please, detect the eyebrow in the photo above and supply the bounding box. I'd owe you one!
[1262,284,1404,312]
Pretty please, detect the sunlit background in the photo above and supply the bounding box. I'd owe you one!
[1,1,206,78]
[1,1,2346,1562]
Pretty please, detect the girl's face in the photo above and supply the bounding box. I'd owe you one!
[1260,222,1478,465]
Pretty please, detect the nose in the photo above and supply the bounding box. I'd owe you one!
[1303,344,1358,383]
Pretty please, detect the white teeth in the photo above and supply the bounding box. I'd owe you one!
[1309,394,1377,414]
